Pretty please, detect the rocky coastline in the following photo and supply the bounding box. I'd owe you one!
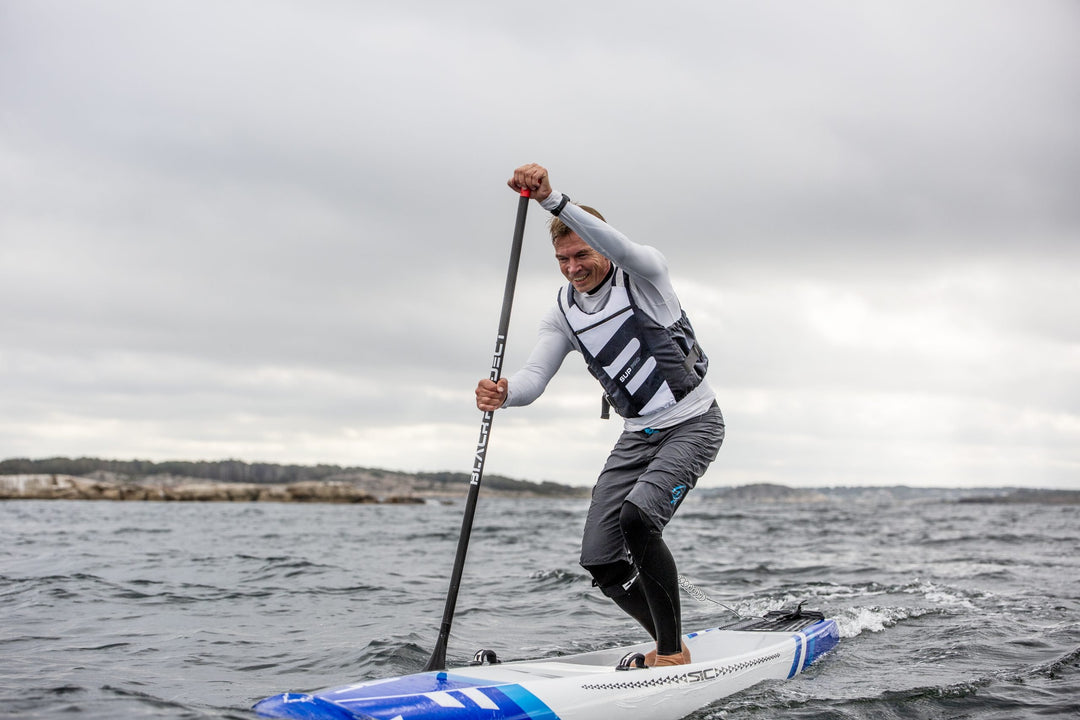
[0,458,592,503]
[0,474,426,504]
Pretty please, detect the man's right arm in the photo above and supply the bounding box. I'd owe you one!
[475,306,574,411]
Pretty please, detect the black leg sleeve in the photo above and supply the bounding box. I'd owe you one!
[620,501,683,655]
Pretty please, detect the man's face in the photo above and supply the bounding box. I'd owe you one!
[554,233,611,294]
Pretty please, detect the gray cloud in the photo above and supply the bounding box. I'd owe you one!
[2,0,1077,488]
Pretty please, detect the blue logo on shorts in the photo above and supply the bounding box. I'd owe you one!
[670,485,686,506]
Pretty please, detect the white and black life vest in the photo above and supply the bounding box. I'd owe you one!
[558,269,708,418]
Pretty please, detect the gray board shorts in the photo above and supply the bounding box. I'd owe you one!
[580,403,725,568]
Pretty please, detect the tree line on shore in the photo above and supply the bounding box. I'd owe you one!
[1,456,353,485]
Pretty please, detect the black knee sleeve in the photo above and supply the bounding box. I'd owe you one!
[584,560,638,599]
[584,559,657,640]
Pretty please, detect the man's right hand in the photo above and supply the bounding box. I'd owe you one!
[475,378,508,412]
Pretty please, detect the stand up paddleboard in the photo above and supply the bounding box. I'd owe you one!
[253,606,839,720]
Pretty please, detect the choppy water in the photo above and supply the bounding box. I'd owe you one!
[2,496,1078,719]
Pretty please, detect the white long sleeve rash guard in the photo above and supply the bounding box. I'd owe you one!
[501,191,717,431]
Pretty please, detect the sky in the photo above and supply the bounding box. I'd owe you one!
[2,0,1078,489]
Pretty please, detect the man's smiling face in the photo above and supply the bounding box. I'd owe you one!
[554,233,611,294]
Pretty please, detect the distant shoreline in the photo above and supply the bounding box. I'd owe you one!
[0,473,591,503]
[1,472,1077,505]
[0,474,422,503]
[0,457,591,502]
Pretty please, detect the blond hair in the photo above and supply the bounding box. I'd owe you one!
[549,204,606,242]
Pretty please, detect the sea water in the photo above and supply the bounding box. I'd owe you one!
[2,496,1078,719]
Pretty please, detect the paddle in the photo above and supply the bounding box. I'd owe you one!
[423,188,531,672]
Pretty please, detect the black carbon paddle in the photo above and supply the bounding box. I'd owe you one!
[424,188,531,672]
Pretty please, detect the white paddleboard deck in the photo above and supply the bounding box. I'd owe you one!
[254,609,839,720]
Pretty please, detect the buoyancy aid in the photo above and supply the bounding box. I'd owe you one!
[558,269,708,418]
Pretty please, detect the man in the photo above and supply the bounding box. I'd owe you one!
[476,163,725,667]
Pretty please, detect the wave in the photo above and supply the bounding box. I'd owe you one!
[689,578,986,638]
[834,604,930,637]
[527,567,585,589]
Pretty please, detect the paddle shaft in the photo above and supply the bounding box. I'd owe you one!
[424,189,531,672]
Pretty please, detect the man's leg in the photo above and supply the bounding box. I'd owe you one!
[580,430,655,637]
[622,406,725,663]
[619,501,682,655]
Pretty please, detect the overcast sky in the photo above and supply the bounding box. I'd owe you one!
[2,0,1077,489]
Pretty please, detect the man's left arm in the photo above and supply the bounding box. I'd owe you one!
[543,194,668,281]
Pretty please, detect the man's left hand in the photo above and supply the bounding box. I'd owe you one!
[508,163,552,202]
